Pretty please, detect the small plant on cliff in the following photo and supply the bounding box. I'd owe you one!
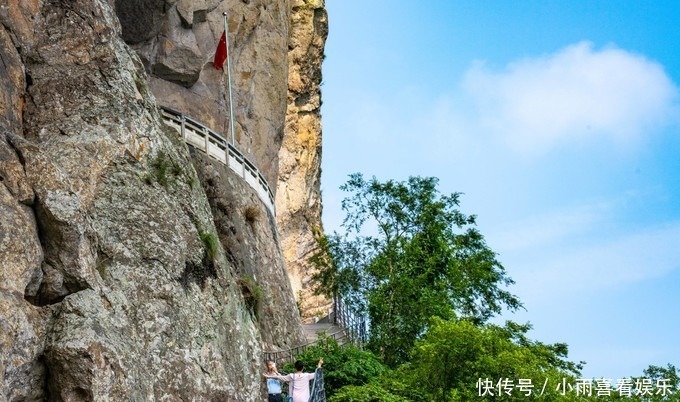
[296,290,304,317]
[95,254,113,281]
[185,174,196,188]
[147,151,185,188]
[149,151,171,187]
[244,204,260,226]
[237,275,262,318]
[199,231,219,261]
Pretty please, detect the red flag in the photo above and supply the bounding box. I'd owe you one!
[213,31,227,70]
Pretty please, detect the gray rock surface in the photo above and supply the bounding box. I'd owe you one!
[0,0,315,400]
[190,150,305,352]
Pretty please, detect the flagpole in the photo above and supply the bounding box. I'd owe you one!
[223,11,236,145]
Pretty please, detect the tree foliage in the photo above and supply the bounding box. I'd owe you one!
[313,174,521,365]
[311,173,677,401]
[635,364,680,401]
[283,337,388,398]
[329,383,406,402]
[405,317,584,401]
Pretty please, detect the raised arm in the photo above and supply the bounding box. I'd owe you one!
[263,373,292,382]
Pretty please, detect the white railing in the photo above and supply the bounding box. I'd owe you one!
[160,107,276,216]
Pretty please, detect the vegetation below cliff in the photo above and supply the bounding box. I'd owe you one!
[306,174,679,401]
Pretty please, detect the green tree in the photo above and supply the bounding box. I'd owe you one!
[313,174,521,365]
[405,317,584,401]
[635,364,680,401]
[329,383,406,402]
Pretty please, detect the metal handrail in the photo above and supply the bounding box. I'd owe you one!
[159,106,276,216]
[262,297,369,365]
[262,328,346,364]
[309,368,326,402]
[333,296,368,346]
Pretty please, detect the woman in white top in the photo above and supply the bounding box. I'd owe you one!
[264,358,323,402]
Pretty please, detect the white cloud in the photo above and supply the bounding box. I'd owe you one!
[507,221,680,303]
[462,42,680,153]
[487,200,614,253]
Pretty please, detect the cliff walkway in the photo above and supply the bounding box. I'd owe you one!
[159,107,368,363]
[160,108,357,401]
[160,107,276,216]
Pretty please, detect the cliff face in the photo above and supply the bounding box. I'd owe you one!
[118,0,289,188]
[277,0,330,322]
[117,0,330,320]
[0,0,321,400]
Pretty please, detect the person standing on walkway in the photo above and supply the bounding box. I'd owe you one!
[264,358,323,402]
[265,360,284,402]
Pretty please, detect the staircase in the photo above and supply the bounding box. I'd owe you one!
[263,297,367,364]
[302,315,346,345]
[262,322,344,365]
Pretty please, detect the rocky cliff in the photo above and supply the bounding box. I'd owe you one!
[0,0,326,400]
[276,0,330,322]
[117,0,330,321]
[118,0,289,187]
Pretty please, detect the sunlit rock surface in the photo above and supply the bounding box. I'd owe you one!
[277,0,330,322]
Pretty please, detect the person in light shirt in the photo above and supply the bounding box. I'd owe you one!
[264,358,323,402]
[265,360,284,402]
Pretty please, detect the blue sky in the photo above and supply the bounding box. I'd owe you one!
[320,1,680,380]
